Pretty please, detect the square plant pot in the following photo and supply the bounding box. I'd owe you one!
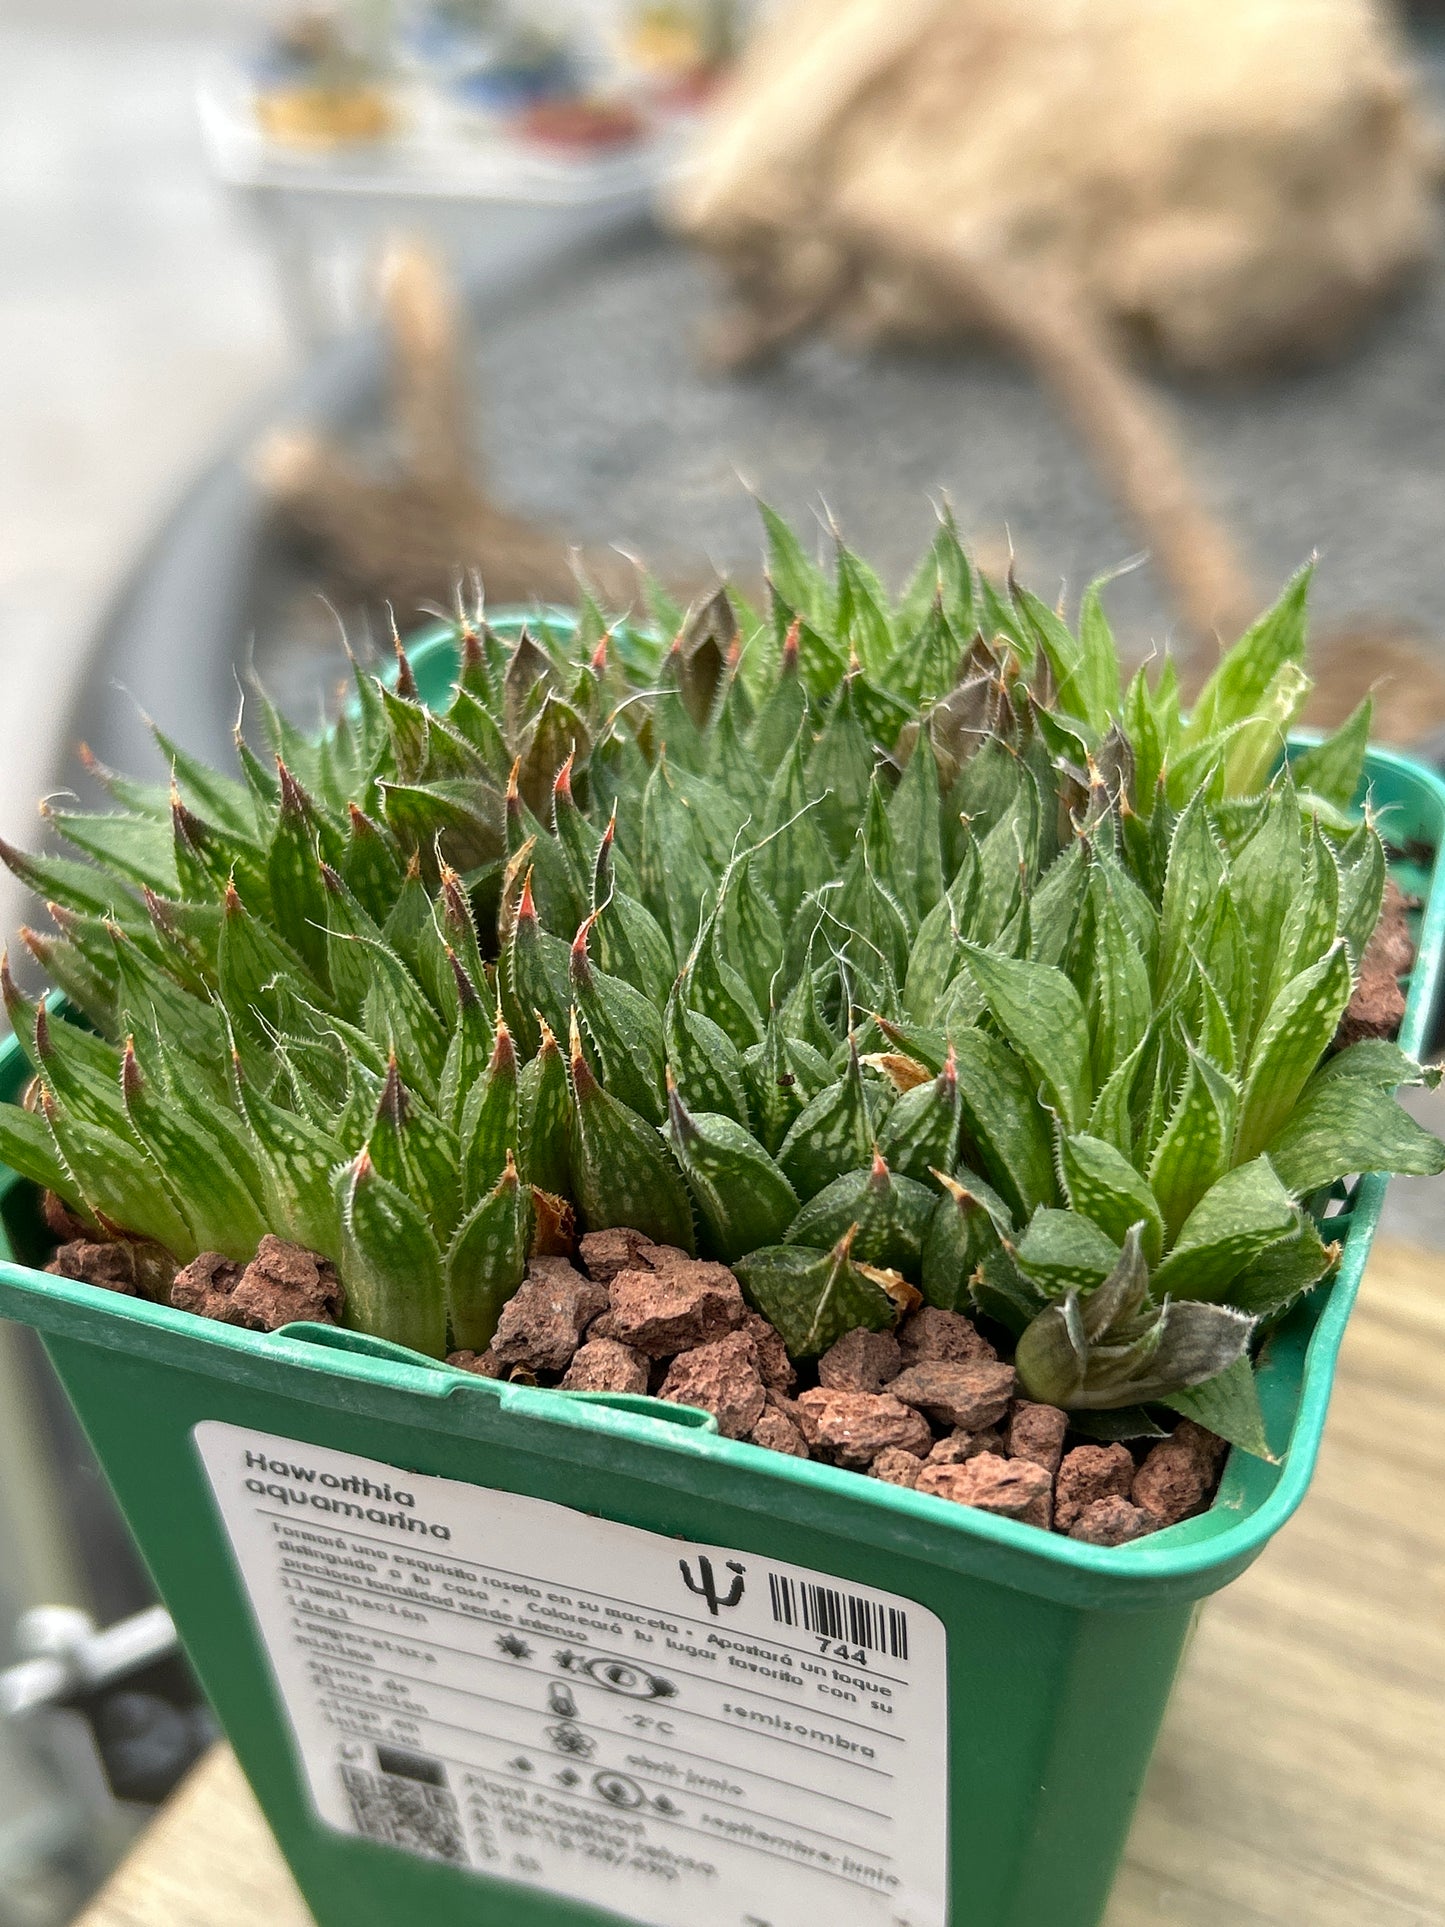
[2,693,1441,1927]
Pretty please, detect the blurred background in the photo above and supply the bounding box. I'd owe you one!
[3,0,1445,1919]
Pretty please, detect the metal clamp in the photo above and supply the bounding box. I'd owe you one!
[2,1606,216,1805]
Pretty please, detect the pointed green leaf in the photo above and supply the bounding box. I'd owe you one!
[1157,792,1228,994]
[1228,1211,1338,1318]
[777,1041,875,1200]
[439,957,495,1134]
[447,1152,532,1352]
[518,1019,571,1200]
[666,1079,798,1262]
[1265,1070,1445,1193]
[1336,822,1387,969]
[0,1099,76,1199]
[572,916,667,1124]
[951,1026,1055,1221]
[1291,701,1371,813]
[501,873,572,1058]
[667,989,752,1130]
[366,1060,462,1244]
[785,1152,933,1273]
[32,1005,129,1135]
[958,942,1092,1130]
[121,1043,267,1259]
[231,1056,344,1260]
[639,756,716,963]
[1234,943,1354,1164]
[1163,1356,1272,1460]
[170,796,266,910]
[569,1020,694,1252]
[1016,1208,1121,1292]
[877,1047,961,1182]
[1083,864,1153,1085]
[758,501,830,626]
[42,1095,196,1257]
[1186,565,1312,745]
[1059,1132,1165,1263]
[920,1170,1013,1312]
[43,806,179,896]
[380,778,504,878]
[337,1151,446,1358]
[339,803,406,924]
[0,836,137,921]
[265,763,335,981]
[1153,1158,1297,1300]
[735,1231,901,1360]
[1149,1043,1237,1241]
[1028,839,1087,970]
[806,675,875,863]
[459,1021,520,1205]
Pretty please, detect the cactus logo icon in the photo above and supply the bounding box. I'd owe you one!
[678,1555,746,1615]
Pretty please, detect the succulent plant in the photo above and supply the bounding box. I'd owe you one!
[1,505,1439,1457]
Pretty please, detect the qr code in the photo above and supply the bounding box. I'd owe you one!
[340,1749,467,1865]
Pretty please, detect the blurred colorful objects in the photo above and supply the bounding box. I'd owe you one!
[253,7,397,147]
[451,26,578,115]
[625,1,741,99]
[521,94,647,150]
[246,0,757,158]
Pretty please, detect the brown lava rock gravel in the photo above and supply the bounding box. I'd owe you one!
[794,1388,933,1467]
[577,1226,659,1284]
[870,1447,923,1488]
[743,1309,796,1390]
[1007,1400,1070,1476]
[594,1255,745,1355]
[48,1237,176,1301]
[926,1427,1005,1465]
[55,1217,1232,1545]
[169,1251,244,1317]
[230,1236,343,1330]
[817,1326,902,1393]
[887,1360,1017,1430]
[168,1238,343,1331]
[491,1259,608,1374]
[916,1454,1053,1528]
[560,1338,651,1395]
[1339,877,1413,1045]
[41,1190,99,1244]
[447,1346,505,1379]
[750,1396,810,1457]
[1054,1444,1138,1534]
[660,1330,768,1439]
[1068,1497,1155,1546]
[898,1306,998,1368]
[1132,1420,1229,1526]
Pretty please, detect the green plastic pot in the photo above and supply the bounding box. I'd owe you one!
[1,682,1441,1927]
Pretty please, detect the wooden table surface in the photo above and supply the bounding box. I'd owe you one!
[77,1237,1445,1927]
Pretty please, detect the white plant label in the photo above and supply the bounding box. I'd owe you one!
[195,1421,949,1927]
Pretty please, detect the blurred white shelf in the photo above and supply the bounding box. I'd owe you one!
[197,61,691,209]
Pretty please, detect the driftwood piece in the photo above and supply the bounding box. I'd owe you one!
[852,225,1260,652]
[254,244,640,616]
[674,0,1435,376]
[673,0,1438,665]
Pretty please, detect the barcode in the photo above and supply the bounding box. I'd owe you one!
[340,1751,467,1864]
[767,1573,909,1661]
